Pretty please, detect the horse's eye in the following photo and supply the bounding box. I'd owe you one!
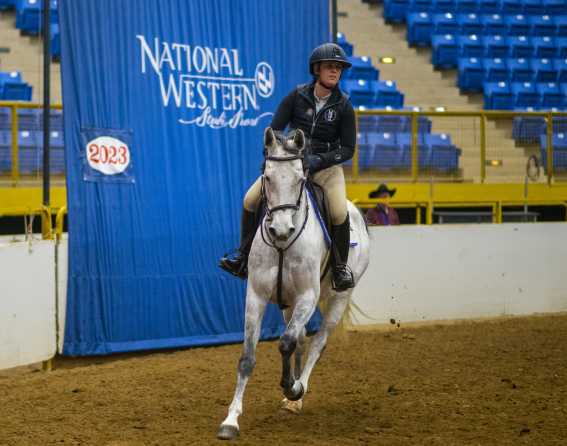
[265,176,271,183]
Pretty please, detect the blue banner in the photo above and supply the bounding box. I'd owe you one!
[60,0,328,355]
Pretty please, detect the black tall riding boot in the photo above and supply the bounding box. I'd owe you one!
[219,209,257,279]
[331,214,355,291]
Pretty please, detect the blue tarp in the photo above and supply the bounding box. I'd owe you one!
[59,0,328,355]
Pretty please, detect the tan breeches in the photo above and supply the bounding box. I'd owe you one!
[243,165,348,225]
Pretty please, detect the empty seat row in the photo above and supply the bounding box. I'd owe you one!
[385,0,567,23]
[540,133,567,170]
[484,80,567,108]
[15,0,58,35]
[459,58,567,91]
[0,147,65,174]
[356,132,461,170]
[512,116,567,141]
[0,71,32,101]
[0,107,63,130]
[341,79,405,108]
[0,129,64,148]
[429,34,567,60]
[433,32,567,68]
[408,13,567,45]
[358,114,433,133]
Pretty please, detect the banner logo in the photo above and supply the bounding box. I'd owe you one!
[136,35,275,129]
[86,136,131,175]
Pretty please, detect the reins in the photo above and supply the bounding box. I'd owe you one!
[260,153,310,309]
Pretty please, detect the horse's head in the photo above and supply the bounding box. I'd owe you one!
[262,127,306,242]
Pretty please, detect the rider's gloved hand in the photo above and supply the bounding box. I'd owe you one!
[307,154,323,173]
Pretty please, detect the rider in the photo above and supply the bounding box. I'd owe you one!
[219,42,356,291]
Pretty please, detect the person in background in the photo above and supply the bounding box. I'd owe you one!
[366,183,399,226]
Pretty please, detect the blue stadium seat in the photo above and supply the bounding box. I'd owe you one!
[433,12,459,35]
[375,80,404,107]
[345,56,379,81]
[556,16,567,38]
[481,13,507,35]
[500,0,524,14]
[511,81,540,108]
[508,57,534,82]
[410,0,435,11]
[484,57,509,82]
[425,132,453,149]
[384,0,410,23]
[556,58,567,82]
[376,116,406,133]
[522,0,546,15]
[537,82,564,108]
[557,38,567,58]
[545,0,567,15]
[510,35,534,58]
[485,35,509,58]
[358,116,380,132]
[434,0,456,12]
[484,81,514,109]
[505,14,530,36]
[407,12,434,46]
[459,34,484,58]
[344,79,379,108]
[532,58,557,82]
[0,0,16,10]
[337,33,353,57]
[50,22,60,58]
[429,146,461,171]
[561,83,567,99]
[533,36,558,59]
[458,57,485,91]
[512,116,545,142]
[3,81,32,100]
[540,133,567,172]
[478,0,500,13]
[455,0,478,13]
[529,15,557,37]
[432,34,459,68]
[457,13,483,35]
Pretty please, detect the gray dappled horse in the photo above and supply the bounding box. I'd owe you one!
[217,128,370,440]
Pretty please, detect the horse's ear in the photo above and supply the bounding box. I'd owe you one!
[293,129,305,152]
[264,127,276,150]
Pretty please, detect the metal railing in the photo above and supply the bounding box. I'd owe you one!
[352,109,567,185]
[0,101,63,185]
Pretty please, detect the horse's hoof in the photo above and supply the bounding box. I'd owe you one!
[217,424,239,440]
[284,382,304,401]
[280,397,303,414]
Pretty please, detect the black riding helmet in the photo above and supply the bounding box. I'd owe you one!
[309,43,352,75]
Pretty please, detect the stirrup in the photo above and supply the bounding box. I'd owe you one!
[332,264,354,291]
[219,250,248,279]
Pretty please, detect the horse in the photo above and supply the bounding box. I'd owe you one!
[217,127,370,440]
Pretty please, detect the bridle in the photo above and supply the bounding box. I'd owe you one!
[259,152,310,309]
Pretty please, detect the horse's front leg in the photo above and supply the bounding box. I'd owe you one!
[279,291,318,401]
[218,287,267,440]
[297,291,350,396]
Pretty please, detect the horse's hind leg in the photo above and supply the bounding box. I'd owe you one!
[279,291,317,402]
[218,288,267,440]
[297,291,350,396]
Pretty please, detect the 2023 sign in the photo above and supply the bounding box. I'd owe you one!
[86,136,131,175]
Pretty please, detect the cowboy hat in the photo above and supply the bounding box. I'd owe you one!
[368,183,396,198]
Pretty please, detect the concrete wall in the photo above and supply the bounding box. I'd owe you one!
[352,223,567,326]
[0,236,56,369]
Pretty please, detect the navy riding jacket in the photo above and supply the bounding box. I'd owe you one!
[270,82,356,171]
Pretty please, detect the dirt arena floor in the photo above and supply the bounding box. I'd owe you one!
[1,314,567,446]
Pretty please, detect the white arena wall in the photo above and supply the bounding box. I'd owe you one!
[352,223,567,326]
[0,237,57,370]
[1,224,566,370]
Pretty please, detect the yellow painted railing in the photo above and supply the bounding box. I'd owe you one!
[353,109,567,185]
[0,101,63,185]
